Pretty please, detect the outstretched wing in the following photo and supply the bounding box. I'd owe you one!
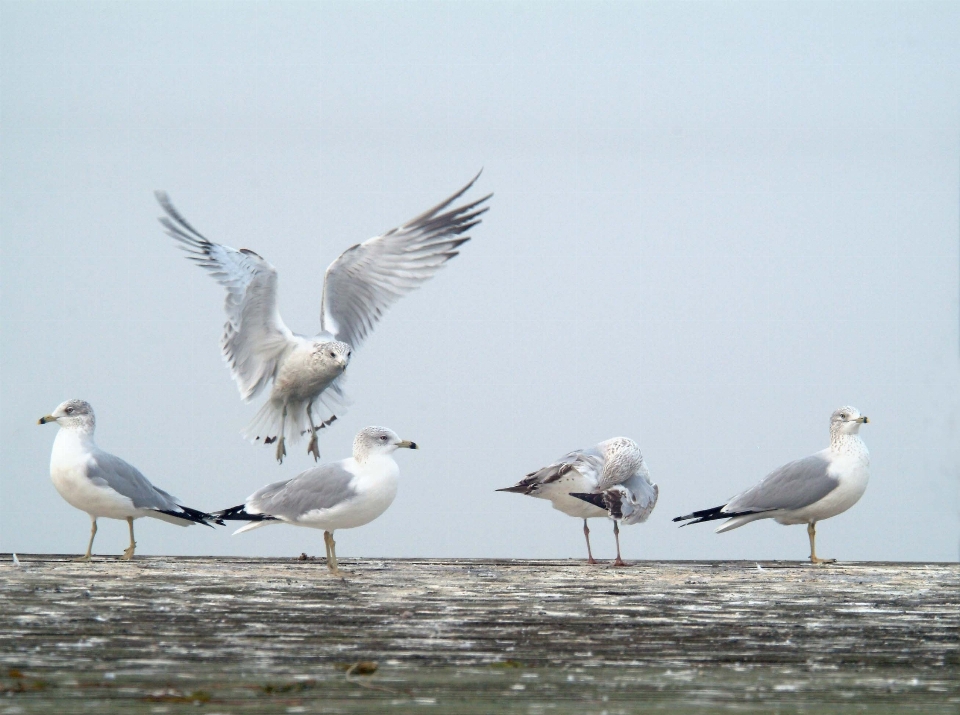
[157,193,295,401]
[319,172,491,349]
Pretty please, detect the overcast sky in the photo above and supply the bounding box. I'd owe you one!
[2,1,958,563]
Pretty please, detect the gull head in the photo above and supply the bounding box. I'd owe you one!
[313,340,352,372]
[830,406,868,435]
[38,399,96,431]
[353,426,418,462]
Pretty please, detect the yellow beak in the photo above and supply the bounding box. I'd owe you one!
[38,415,56,425]
[397,440,418,449]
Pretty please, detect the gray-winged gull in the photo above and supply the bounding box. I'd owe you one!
[156,174,490,464]
[497,437,659,565]
[673,406,870,563]
[38,400,219,560]
[215,426,417,576]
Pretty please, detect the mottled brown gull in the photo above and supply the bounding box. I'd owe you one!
[498,437,659,566]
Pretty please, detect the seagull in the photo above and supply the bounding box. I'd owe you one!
[157,173,490,464]
[497,437,659,566]
[214,426,417,577]
[673,406,870,564]
[38,400,220,560]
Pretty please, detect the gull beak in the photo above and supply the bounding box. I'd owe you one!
[857,416,869,424]
[397,440,418,450]
[38,415,56,425]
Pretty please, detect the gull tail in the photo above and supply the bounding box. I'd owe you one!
[243,399,341,451]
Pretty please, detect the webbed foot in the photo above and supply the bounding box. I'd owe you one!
[275,436,287,464]
[307,432,320,461]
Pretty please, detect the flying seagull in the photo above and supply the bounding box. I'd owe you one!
[214,426,417,577]
[38,400,220,560]
[157,173,490,463]
[673,406,870,564]
[498,437,659,566]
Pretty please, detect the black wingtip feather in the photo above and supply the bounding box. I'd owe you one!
[154,505,224,527]
[495,485,529,494]
[673,504,760,526]
[213,504,279,522]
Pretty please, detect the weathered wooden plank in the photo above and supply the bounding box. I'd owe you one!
[0,556,956,713]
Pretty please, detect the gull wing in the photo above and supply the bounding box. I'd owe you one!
[157,193,296,401]
[246,462,357,521]
[724,452,839,514]
[88,452,180,511]
[319,172,491,349]
[499,446,605,494]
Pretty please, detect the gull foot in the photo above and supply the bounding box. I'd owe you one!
[72,555,92,562]
[612,558,627,568]
[121,544,136,561]
[810,556,837,565]
[275,437,287,464]
[587,557,598,565]
[307,433,320,461]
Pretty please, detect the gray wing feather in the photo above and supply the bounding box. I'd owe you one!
[725,454,839,513]
[247,462,357,520]
[156,193,295,400]
[319,172,491,349]
[89,452,181,511]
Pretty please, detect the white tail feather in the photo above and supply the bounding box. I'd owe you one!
[232,520,277,535]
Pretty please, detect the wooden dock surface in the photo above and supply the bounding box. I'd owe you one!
[1,556,957,713]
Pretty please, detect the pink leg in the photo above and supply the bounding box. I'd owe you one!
[583,520,598,564]
[612,521,626,567]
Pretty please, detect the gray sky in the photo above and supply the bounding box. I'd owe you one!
[2,1,958,562]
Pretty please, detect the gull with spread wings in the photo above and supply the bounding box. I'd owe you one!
[157,173,490,463]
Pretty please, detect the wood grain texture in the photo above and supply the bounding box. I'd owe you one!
[0,556,957,713]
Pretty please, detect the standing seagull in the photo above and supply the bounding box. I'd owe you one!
[38,400,219,560]
[497,437,659,566]
[214,426,417,577]
[674,406,870,564]
[157,174,490,464]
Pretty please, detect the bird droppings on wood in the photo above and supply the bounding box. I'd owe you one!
[0,556,956,713]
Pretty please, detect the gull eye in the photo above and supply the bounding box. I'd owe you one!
[380,435,388,441]
[65,407,74,414]
[329,351,336,358]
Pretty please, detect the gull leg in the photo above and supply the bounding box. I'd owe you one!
[323,530,333,563]
[612,521,626,567]
[583,520,598,564]
[808,522,835,564]
[324,530,345,579]
[121,517,137,560]
[74,518,97,561]
[306,401,320,462]
[276,405,287,464]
